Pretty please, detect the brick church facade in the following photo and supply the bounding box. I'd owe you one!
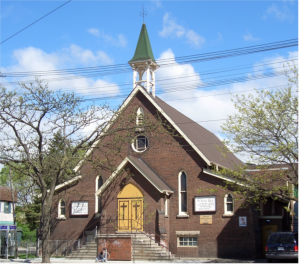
[49,24,290,259]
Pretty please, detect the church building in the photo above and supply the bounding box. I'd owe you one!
[49,24,290,260]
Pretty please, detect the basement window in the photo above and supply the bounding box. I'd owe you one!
[178,237,198,247]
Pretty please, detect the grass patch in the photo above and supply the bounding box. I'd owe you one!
[18,253,37,259]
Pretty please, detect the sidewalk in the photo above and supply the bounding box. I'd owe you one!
[0,258,267,264]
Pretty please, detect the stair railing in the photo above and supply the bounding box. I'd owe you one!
[115,219,172,260]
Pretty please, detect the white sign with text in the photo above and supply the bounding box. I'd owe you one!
[71,201,88,215]
[194,196,216,212]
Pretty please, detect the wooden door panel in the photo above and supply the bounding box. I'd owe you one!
[118,200,130,231]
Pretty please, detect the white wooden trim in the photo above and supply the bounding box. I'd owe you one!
[95,157,173,197]
[203,169,246,187]
[37,175,82,198]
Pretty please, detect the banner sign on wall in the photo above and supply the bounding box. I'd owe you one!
[194,196,216,212]
[71,201,88,215]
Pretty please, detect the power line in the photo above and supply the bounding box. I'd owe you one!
[76,70,293,101]
[2,38,297,78]
[0,0,72,45]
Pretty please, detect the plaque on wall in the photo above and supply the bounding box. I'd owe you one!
[71,201,88,215]
[194,196,216,212]
[200,215,212,224]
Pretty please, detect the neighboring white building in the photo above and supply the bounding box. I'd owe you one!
[0,186,15,226]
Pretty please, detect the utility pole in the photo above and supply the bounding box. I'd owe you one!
[9,168,18,259]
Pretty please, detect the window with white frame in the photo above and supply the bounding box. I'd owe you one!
[178,171,187,215]
[224,193,234,215]
[58,199,66,218]
[132,135,149,152]
[178,237,198,247]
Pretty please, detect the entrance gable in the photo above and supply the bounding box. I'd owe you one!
[96,156,174,197]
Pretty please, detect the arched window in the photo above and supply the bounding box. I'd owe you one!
[58,199,66,218]
[95,176,103,214]
[224,193,234,215]
[178,171,187,215]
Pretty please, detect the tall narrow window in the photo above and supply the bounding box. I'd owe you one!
[179,171,187,215]
[58,199,66,218]
[60,200,66,216]
[97,176,103,214]
[224,193,234,215]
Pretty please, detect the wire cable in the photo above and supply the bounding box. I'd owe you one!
[0,0,72,45]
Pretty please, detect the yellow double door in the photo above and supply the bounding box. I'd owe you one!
[118,199,143,231]
[117,183,143,231]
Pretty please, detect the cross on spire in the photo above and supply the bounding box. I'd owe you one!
[140,4,147,23]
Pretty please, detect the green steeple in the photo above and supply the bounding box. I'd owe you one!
[129,23,156,63]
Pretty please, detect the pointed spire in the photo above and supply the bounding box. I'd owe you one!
[129,23,156,63]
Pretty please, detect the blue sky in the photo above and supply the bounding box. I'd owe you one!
[0,0,298,162]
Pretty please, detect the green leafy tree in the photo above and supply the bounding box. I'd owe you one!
[0,79,166,262]
[219,64,298,204]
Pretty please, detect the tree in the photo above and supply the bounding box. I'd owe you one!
[219,64,298,204]
[0,79,117,262]
[0,79,166,262]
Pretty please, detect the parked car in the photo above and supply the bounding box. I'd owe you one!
[265,232,298,262]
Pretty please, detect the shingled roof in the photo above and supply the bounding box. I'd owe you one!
[0,186,17,202]
[129,23,156,63]
[152,95,244,169]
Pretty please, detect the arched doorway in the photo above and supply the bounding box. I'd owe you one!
[117,183,143,231]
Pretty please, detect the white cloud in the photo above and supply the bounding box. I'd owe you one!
[159,13,186,38]
[1,46,119,97]
[159,13,205,48]
[243,31,260,41]
[264,3,294,21]
[156,50,295,138]
[68,44,113,66]
[88,28,127,47]
[186,30,205,47]
[88,28,100,37]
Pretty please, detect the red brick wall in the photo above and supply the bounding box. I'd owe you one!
[50,90,277,259]
[97,237,131,261]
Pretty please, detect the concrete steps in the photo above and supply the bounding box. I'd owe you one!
[131,234,175,261]
[66,233,175,261]
[67,241,97,260]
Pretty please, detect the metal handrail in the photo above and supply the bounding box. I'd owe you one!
[110,218,172,259]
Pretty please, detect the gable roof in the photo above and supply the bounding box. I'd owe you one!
[129,23,156,63]
[151,96,244,169]
[95,156,174,197]
[73,85,243,174]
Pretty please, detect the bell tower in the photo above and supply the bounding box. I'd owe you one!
[128,23,159,97]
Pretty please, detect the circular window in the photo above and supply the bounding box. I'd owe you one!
[132,135,149,153]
